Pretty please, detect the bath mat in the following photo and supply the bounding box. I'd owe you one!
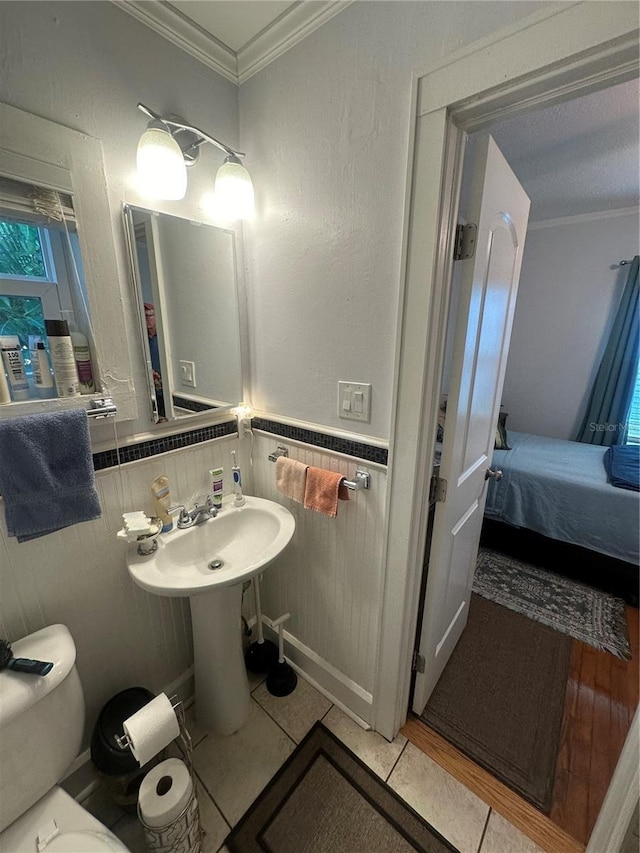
[419,594,571,813]
[473,546,631,659]
[225,722,458,852]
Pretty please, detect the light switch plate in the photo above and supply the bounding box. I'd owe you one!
[338,381,371,422]
[179,360,196,387]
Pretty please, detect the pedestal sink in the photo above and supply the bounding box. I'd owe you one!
[126,495,295,735]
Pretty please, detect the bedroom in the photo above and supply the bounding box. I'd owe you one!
[409,76,639,849]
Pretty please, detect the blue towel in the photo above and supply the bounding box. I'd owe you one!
[603,445,640,491]
[0,409,102,542]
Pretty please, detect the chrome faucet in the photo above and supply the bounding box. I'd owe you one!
[169,495,218,529]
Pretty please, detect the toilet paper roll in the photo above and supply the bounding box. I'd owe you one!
[122,692,180,766]
[138,757,193,828]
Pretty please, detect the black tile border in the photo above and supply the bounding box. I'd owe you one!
[251,417,388,466]
[172,395,218,413]
[92,420,237,472]
[91,416,388,473]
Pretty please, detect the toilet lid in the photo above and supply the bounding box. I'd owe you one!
[44,830,129,852]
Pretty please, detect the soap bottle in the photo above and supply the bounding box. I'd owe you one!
[151,475,173,532]
[0,358,10,405]
[209,467,224,510]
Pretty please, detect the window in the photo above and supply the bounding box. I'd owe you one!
[626,361,640,445]
[0,176,89,389]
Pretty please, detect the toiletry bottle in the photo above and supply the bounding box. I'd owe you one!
[45,319,81,398]
[70,329,95,394]
[0,359,11,405]
[32,342,55,399]
[151,475,173,532]
[209,467,224,510]
[0,336,30,401]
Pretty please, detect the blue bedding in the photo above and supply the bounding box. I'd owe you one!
[604,445,640,491]
[485,431,639,564]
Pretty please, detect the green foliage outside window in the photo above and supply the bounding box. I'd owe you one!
[0,295,46,350]
[0,220,46,278]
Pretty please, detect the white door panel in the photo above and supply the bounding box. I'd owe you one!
[413,136,530,711]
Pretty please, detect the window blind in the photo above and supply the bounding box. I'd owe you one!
[0,175,76,226]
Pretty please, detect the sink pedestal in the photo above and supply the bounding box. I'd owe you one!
[190,585,250,736]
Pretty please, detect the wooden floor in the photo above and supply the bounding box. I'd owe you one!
[402,604,639,852]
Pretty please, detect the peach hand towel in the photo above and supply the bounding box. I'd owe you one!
[275,456,308,503]
[303,467,349,517]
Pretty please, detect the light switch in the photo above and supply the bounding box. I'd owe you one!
[338,381,371,422]
[179,360,196,388]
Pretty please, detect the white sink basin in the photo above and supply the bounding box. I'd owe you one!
[126,495,295,597]
[124,494,295,737]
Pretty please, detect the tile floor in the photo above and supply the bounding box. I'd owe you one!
[84,671,543,853]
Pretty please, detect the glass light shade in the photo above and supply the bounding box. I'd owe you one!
[213,158,255,220]
[136,125,187,201]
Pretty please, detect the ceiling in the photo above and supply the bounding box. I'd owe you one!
[491,77,640,222]
[112,0,351,84]
[114,2,638,222]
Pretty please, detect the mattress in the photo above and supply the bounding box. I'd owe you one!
[484,431,639,564]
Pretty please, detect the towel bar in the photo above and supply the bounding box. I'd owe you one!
[268,446,370,491]
[88,397,117,419]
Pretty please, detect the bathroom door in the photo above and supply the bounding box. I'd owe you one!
[412,136,530,712]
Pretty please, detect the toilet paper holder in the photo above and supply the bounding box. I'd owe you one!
[114,694,192,772]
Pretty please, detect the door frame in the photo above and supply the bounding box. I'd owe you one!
[374,3,639,740]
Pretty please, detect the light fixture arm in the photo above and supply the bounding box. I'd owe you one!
[137,103,245,159]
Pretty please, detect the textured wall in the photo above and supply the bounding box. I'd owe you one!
[0,0,241,442]
[502,210,639,439]
[238,0,554,438]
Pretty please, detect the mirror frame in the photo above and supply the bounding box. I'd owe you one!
[122,203,242,424]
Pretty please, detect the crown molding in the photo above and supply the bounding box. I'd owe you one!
[528,205,639,230]
[237,0,355,84]
[110,0,238,84]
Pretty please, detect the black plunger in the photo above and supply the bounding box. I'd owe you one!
[266,612,297,697]
[245,575,278,673]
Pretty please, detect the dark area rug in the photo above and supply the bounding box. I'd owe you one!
[474,546,631,659]
[420,594,571,813]
[226,722,458,853]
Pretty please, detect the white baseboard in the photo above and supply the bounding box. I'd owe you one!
[262,622,373,726]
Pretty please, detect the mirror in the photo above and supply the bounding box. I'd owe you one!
[124,205,243,423]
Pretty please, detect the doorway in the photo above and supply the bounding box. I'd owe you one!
[408,77,639,845]
[375,7,639,851]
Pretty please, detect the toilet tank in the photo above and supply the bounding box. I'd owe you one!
[0,624,85,833]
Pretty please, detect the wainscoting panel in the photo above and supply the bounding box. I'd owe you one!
[250,432,388,705]
[0,432,240,744]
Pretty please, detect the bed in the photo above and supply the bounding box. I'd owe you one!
[485,431,639,565]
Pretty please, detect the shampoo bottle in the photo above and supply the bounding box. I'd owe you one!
[45,319,81,398]
[151,475,173,532]
[0,359,11,405]
[70,329,95,394]
[32,342,55,399]
[209,467,224,510]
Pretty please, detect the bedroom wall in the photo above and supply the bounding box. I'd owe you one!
[502,208,639,440]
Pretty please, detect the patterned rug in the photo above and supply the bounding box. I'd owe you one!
[226,722,457,852]
[473,547,631,659]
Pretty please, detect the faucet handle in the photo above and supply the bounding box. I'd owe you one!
[168,504,190,526]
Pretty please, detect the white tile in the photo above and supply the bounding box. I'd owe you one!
[111,813,146,853]
[252,674,332,743]
[185,703,210,748]
[196,782,230,853]
[480,810,544,853]
[193,698,295,827]
[321,706,407,780]
[247,668,267,691]
[388,742,489,853]
[81,785,127,829]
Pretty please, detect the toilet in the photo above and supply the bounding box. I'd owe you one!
[0,624,131,852]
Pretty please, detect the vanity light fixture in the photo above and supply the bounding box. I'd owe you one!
[136,103,255,218]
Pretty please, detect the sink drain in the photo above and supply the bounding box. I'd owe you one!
[208,559,224,571]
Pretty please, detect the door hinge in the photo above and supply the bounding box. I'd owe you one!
[454,223,477,261]
[412,649,426,673]
[432,476,447,503]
